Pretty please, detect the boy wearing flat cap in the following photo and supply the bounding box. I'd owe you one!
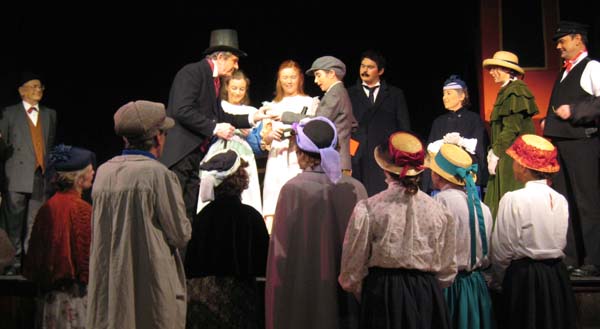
[87,100,191,329]
[542,20,600,277]
[277,56,357,174]
[491,134,577,329]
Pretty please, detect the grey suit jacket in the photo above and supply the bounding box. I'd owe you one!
[282,82,356,170]
[0,103,56,193]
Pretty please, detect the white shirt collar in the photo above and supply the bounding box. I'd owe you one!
[210,59,219,78]
[22,100,38,111]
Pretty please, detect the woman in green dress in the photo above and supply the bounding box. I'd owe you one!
[482,51,539,218]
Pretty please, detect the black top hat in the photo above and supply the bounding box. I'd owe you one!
[553,21,589,41]
[203,29,247,58]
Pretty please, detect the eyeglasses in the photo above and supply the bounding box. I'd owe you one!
[24,84,45,91]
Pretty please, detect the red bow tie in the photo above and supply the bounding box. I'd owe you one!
[27,107,38,114]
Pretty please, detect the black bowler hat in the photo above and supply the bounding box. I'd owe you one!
[18,71,42,88]
[553,21,589,41]
[203,29,247,58]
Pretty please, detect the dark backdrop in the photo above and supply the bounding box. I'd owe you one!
[0,1,597,165]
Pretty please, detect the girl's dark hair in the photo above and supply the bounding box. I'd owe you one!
[387,171,421,195]
[528,168,554,180]
[220,70,251,105]
[214,159,249,199]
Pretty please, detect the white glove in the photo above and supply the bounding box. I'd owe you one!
[427,140,444,154]
[442,132,477,154]
[487,149,499,175]
[214,123,235,140]
[443,132,461,145]
[458,138,477,155]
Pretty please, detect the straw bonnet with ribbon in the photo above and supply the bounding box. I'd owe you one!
[506,134,560,173]
[198,149,242,202]
[292,116,341,184]
[374,131,425,177]
[427,138,487,267]
[482,51,524,75]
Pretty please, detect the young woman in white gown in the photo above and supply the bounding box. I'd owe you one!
[197,70,263,214]
[260,60,319,232]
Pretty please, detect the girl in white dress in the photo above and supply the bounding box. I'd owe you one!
[260,60,319,232]
[198,70,262,214]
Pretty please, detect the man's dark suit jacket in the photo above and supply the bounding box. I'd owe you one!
[161,59,251,168]
[348,81,410,196]
[0,103,56,193]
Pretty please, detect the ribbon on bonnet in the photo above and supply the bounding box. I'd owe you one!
[429,135,488,267]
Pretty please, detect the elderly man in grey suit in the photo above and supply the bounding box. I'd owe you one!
[279,56,357,174]
[0,72,56,275]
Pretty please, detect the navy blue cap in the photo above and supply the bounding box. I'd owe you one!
[49,144,95,172]
[443,75,467,90]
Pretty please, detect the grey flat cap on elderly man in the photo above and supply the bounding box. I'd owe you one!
[114,100,175,140]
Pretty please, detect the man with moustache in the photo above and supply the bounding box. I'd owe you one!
[348,50,411,196]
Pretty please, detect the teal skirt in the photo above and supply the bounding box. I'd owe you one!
[443,270,493,329]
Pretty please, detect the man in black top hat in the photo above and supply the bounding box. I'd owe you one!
[0,72,56,275]
[542,20,600,277]
[160,29,270,221]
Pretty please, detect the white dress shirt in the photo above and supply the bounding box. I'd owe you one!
[490,179,569,284]
[434,187,493,272]
[23,101,39,126]
[561,52,600,97]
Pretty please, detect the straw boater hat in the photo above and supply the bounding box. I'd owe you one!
[429,143,476,186]
[482,51,524,75]
[374,131,425,177]
[506,134,560,173]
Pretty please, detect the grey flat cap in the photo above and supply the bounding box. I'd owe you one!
[305,56,346,79]
[114,100,175,140]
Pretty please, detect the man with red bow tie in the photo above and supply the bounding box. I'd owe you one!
[0,72,56,275]
[542,21,600,278]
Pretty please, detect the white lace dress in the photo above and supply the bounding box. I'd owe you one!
[261,95,319,219]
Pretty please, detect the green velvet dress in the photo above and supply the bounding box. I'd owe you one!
[484,80,538,218]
